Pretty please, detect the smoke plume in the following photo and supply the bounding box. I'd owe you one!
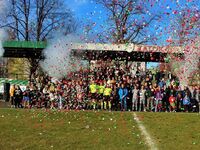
[40,34,88,79]
[0,0,9,56]
[0,29,7,56]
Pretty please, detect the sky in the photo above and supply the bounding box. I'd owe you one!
[66,0,199,44]
[65,0,199,68]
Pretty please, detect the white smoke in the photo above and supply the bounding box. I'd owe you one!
[0,29,8,56]
[0,0,9,57]
[40,33,88,79]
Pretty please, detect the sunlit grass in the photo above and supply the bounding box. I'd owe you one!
[136,112,200,150]
[1,109,199,150]
[0,109,146,150]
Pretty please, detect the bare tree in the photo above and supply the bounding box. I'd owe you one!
[1,0,77,80]
[95,0,160,44]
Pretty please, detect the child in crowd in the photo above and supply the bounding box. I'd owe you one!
[183,92,190,112]
[169,94,176,112]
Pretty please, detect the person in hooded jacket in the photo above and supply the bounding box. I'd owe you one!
[118,83,128,111]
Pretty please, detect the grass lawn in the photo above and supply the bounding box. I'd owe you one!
[136,112,200,150]
[0,109,200,150]
[0,109,146,150]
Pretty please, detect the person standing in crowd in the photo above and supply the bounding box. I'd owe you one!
[111,83,118,111]
[145,85,153,111]
[155,86,163,112]
[9,85,15,108]
[126,82,132,111]
[183,92,190,112]
[97,82,105,109]
[103,84,112,110]
[42,85,49,107]
[176,91,182,112]
[76,81,84,109]
[118,83,128,111]
[114,83,120,111]
[158,78,165,89]
[184,86,192,99]
[155,70,161,82]
[132,86,139,111]
[14,85,23,108]
[139,86,146,111]
[42,85,49,96]
[82,81,89,109]
[89,80,97,109]
[194,87,200,113]
[23,86,31,109]
[165,85,172,112]
[169,94,176,112]
[49,83,55,93]
[49,92,55,109]
[35,89,42,108]
[71,80,77,107]
[58,93,64,110]
[190,86,196,110]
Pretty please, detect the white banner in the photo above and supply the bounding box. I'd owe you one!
[0,85,26,93]
[0,85,3,93]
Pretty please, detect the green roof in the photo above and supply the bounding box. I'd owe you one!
[3,41,47,49]
[0,78,28,86]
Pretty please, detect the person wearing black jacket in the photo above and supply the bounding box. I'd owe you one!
[14,85,23,108]
[145,85,153,111]
[126,83,132,111]
[114,83,120,111]
[165,86,171,112]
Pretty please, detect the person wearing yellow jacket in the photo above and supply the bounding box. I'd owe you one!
[9,85,15,108]
[89,80,97,109]
[97,82,105,109]
[103,84,112,110]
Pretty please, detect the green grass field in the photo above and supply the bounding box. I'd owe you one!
[136,112,200,150]
[0,109,199,150]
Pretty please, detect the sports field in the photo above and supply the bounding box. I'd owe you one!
[0,109,199,150]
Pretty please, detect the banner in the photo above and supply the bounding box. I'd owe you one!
[0,85,26,93]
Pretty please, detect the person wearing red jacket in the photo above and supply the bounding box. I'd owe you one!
[169,94,176,112]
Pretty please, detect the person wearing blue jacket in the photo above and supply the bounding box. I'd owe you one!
[118,83,128,111]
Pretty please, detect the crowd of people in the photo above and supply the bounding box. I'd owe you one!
[9,62,200,112]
